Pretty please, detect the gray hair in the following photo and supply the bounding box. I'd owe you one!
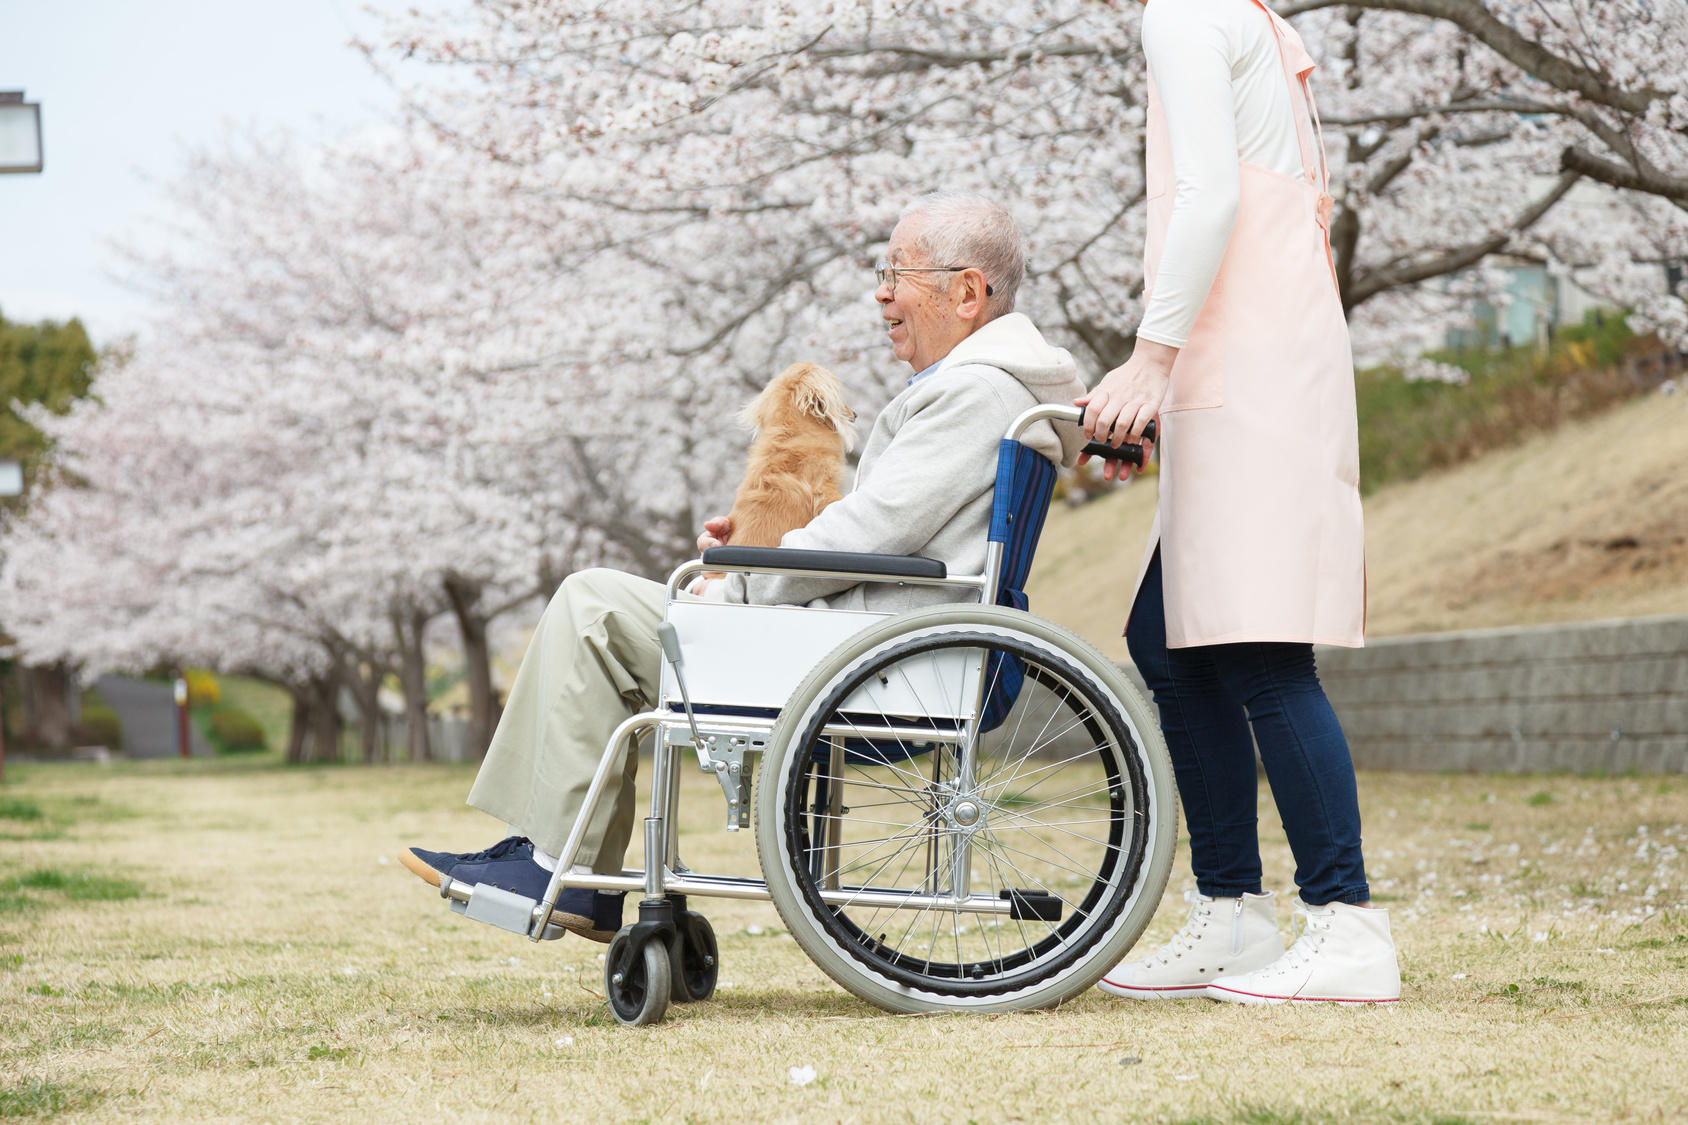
[899,192,1026,319]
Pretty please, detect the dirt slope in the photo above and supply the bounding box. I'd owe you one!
[1025,389,1688,657]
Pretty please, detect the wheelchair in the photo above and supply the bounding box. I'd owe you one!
[434,404,1175,1025]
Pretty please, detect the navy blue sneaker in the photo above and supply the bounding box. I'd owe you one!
[400,835,623,943]
[400,835,533,887]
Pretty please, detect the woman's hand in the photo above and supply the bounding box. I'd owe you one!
[1076,339,1177,482]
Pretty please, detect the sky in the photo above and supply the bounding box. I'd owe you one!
[0,0,428,346]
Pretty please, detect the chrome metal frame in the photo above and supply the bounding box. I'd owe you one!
[440,403,1094,941]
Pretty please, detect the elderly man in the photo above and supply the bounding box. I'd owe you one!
[402,192,1088,941]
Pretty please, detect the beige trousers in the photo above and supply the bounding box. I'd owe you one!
[467,568,668,871]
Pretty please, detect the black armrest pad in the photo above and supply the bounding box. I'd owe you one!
[701,546,947,580]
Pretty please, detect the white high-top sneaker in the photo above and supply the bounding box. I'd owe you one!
[1097,890,1283,999]
[1205,898,1401,1005]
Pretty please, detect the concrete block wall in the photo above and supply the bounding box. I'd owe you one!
[1314,615,1688,774]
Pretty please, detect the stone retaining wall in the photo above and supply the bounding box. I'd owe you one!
[1315,615,1687,774]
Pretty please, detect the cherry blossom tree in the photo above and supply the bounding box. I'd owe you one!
[371,0,1685,368]
[7,0,1683,767]
[3,129,627,759]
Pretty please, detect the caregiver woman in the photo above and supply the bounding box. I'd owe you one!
[1082,0,1400,1005]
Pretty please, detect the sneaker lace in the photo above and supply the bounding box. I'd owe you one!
[1145,889,1213,966]
[1272,901,1333,973]
[457,835,532,864]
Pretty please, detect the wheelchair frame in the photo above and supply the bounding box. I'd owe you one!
[432,403,1174,1024]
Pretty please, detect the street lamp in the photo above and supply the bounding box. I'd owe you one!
[0,93,40,782]
[0,91,43,174]
[0,460,15,782]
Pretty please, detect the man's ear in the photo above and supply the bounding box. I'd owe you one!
[954,267,990,319]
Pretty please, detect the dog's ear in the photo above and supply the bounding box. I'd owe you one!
[789,364,831,420]
[792,364,857,451]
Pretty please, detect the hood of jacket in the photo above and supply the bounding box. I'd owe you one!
[934,312,1090,466]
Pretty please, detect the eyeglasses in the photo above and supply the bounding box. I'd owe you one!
[875,262,994,297]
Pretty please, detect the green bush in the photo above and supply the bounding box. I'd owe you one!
[208,706,268,754]
[75,702,122,749]
[1356,312,1643,494]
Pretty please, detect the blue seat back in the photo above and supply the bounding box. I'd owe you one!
[988,438,1059,611]
[977,439,1058,732]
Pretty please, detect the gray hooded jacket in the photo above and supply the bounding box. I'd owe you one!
[723,312,1090,614]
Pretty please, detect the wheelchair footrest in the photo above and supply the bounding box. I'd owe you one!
[446,882,567,940]
[1000,889,1063,922]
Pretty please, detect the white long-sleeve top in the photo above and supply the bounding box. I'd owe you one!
[1136,0,1314,348]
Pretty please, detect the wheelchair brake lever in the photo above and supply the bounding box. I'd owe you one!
[658,621,706,748]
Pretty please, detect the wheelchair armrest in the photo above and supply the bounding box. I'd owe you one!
[700,546,948,580]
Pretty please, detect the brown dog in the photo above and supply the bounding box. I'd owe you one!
[724,362,856,550]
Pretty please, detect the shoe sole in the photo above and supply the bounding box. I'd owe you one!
[399,849,443,887]
[1205,984,1399,1005]
[400,850,615,943]
[1097,977,1210,999]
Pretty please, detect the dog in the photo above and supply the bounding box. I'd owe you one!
[723,361,856,552]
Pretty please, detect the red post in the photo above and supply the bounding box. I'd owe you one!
[174,676,190,759]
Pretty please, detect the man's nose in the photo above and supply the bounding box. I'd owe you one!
[875,281,893,304]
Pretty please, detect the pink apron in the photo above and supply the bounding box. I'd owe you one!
[1132,0,1365,649]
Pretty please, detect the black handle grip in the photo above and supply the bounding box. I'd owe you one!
[1079,419,1157,465]
[1081,441,1144,466]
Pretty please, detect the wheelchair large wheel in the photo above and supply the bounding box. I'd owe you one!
[755,605,1175,1014]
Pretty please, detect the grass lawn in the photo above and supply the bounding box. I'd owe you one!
[1,760,1684,1123]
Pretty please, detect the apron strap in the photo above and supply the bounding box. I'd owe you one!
[1245,0,1326,191]
[1246,0,1340,291]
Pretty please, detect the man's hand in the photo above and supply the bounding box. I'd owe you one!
[697,515,733,554]
[690,515,733,595]
[1076,338,1177,483]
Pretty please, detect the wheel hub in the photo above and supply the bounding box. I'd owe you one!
[942,793,986,834]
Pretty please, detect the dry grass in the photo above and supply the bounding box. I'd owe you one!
[2,758,1685,1123]
[1026,390,1688,655]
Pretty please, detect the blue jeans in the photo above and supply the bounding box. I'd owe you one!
[1126,550,1369,906]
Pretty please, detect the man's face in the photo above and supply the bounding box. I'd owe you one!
[876,215,971,373]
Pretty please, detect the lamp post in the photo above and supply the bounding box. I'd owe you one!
[0,89,40,783]
[0,91,43,174]
[0,460,19,782]
[174,677,191,759]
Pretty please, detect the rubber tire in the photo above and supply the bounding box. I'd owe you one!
[604,929,672,1027]
[670,911,719,1004]
[754,604,1176,1014]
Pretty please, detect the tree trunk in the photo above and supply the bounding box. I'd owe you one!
[306,673,344,763]
[21,663,75,749]
[443,574,499,760]
[345,657,385,764]
[391,606,432,762]
[285,686,311,765]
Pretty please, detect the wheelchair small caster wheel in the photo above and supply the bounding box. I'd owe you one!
[605,928,671,1027]
[670,910,719,1003]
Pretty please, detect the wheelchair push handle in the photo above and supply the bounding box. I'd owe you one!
[1004,404,1155,465]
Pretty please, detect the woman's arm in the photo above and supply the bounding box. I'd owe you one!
[1080,1,1240,461]
[1137,0,1242,349]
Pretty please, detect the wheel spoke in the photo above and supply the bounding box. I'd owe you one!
[764,621,1159,1000]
